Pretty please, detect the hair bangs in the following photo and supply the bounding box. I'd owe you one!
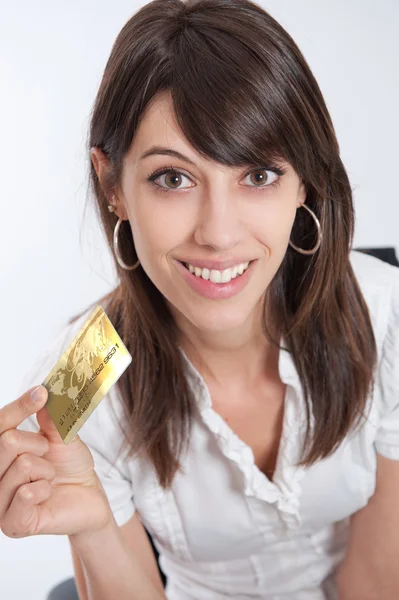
[169,23,292,170]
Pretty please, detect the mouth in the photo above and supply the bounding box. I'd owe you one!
[179,259,257,272]
[174,258,258,299]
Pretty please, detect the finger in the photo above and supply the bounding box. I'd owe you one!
[1,479,52,538]
[36,404,64,446]
[0,429,50,480]
[0,453,56,518]
[0,386,48,435]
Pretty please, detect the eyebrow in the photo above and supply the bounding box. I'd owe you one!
[139,146,196,165]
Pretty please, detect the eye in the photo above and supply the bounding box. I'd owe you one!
[146,167,194,194]
[146,164,286,194]
[242,167,283,190]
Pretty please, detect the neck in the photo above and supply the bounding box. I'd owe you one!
[177,302,281,391]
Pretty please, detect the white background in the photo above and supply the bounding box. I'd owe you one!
[1,1,398,598]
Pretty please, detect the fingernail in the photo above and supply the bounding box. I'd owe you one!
[31,386,45,402]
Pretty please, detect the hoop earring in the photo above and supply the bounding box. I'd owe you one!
[289,202,322,255]
[108,204,140,270]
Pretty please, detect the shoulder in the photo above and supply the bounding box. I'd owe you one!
[349,249,399,345]
[349,248,399,292]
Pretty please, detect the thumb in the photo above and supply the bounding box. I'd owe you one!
[36,403,64,445]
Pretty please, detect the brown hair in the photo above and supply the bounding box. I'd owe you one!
[73,0,377,488]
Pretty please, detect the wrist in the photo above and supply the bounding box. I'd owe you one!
[69,512,116,553]
[68,474,115,543]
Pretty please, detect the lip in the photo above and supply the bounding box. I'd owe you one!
[173,258,258,300]
[177,257,256,271]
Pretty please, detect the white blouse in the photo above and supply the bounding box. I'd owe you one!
[19,249,399,600]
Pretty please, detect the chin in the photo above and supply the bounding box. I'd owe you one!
[182,306,252,333]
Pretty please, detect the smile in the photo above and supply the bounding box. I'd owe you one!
[174,259,258,300]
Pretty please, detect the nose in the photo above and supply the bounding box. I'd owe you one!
[193,191,244,252]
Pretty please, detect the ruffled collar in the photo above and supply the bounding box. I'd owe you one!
[178,340,311,533]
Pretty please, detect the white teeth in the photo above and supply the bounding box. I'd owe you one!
[211,270,221,283]
[186,261,251,284]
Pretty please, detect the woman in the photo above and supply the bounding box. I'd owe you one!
[3,0,399,598]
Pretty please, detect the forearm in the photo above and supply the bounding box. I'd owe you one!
[336,557,398,600]
[336,454,399,599]
[69,515,166,600]
[336,563,378,600]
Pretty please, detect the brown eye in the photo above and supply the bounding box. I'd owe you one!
[147,168,194,192]
[251,170,266,185]
[245,168,279,188]
[249,169,270,185]
[164,172,182,188]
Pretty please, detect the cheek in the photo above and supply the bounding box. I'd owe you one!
[128,205,194,290]
[130,203,187,255]
[254,203,296,247]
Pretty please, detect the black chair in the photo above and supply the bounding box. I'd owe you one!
[46,245,398,599]
[353,245,399,267]
[47,578,79,600]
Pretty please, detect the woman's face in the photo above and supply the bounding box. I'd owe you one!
[92,90,306,335]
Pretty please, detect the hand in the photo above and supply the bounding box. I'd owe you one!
[0,385,112,538]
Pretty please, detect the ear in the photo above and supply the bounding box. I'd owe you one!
[90,147,111,190]
[297,178,307,208]
[90,147,127,219]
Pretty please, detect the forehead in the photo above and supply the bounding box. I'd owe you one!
[129,91,183,157]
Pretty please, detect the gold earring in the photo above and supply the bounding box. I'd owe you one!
[107,201,140,270]
[289,202,322,255]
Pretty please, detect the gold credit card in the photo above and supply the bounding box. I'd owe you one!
[42,305,132,444]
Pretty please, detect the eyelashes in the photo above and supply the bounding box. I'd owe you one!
[145,164,287,195]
